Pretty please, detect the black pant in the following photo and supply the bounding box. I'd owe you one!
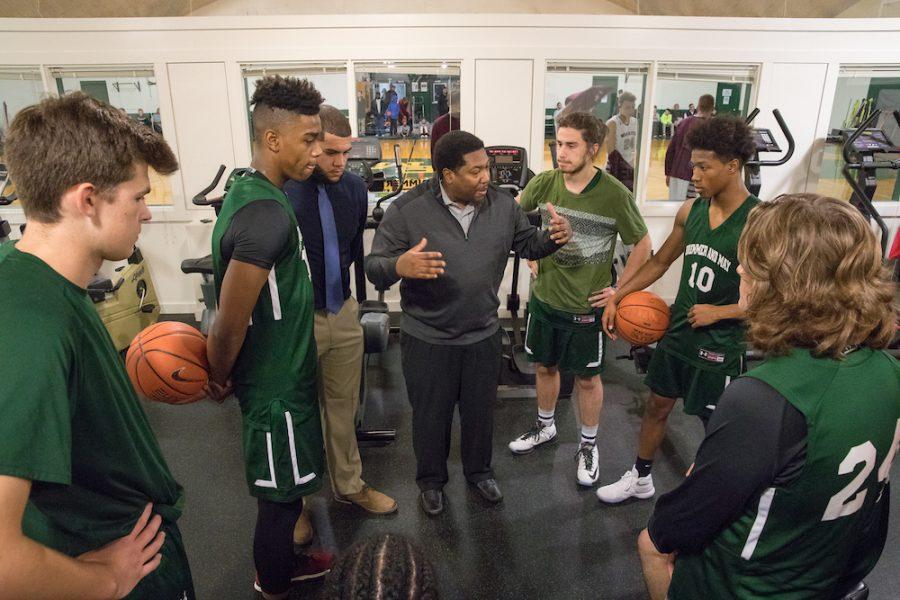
[400,331,502,491]
[254,497,303,594]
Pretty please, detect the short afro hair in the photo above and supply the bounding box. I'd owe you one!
[687,116,755,166]
[250,75,323,141]
[432,130,484,179]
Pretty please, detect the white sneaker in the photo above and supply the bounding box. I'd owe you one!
[509,421,557,454]
[575,443,600,486]
[596,468,655,503]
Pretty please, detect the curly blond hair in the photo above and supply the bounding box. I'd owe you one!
[737,194,895,359]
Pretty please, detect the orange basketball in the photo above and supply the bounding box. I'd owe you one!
[126,321,209,404]
[615,291,670,346]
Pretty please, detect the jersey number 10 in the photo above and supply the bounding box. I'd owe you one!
[689,262,715,293]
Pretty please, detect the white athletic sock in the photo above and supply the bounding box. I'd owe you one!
[537,408,555,427]
[581,424,598,446]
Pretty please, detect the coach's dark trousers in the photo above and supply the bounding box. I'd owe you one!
[400,330,502,491]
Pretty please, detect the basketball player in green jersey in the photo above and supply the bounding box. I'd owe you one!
[0,93,194,599]
[597,116,759,504]
[638,194,899,600]
[206,75,332,599]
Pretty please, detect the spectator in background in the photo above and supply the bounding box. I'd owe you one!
[687,102,697,116]
[430,87,460,156]
[653,105,662,139]
[136,108,151,128]
[665,93,714,201]
[151,108,162,133]
[386,92,400,137]
[553,101,563,135]
[399,97,412,137]
[418,118,430,137]
[437,87,449,116]
[319,534,439,600]
[369,92,386,137]
[660,110,673,139]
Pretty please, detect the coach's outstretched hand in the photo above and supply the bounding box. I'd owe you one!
[546,203,572,245]
[396,237,446,280]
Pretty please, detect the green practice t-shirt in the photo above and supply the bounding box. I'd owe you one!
[520,168,648,312]
[0,244,185,557]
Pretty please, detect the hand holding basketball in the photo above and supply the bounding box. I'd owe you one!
[205,378,233,404]
[613,291,670,346]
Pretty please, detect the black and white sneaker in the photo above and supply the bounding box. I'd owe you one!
[508,421,557,454]
[575,442,599,486]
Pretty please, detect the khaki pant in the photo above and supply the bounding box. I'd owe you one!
[314,297,366,496]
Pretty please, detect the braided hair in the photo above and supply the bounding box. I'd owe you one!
[320,534,439,600]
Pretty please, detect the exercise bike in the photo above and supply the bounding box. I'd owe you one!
[1,172,159,351]
[485,145,576,399]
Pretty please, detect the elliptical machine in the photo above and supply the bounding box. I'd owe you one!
[743,108,795,198]
[839,108,900,260]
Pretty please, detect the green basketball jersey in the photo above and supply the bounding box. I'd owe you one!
[657,196,759,375]
[211,170,323,499]
[0,243,193,598]
[211,170,317,406]
[670,348,900,600]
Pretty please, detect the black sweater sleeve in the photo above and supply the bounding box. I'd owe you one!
[647,377,808,555]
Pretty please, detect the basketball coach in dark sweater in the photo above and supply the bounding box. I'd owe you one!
[366,131,572,516]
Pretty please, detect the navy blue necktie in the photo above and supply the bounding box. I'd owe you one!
[317,185,344,314]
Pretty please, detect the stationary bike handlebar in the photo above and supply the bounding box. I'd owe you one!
[841,109,900,169]
[366,144,403,229]
[193,164,227,206]
[746,109,795,167]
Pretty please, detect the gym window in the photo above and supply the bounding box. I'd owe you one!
[241,61,350,153]
[353,60,460,193]
[813,64,900,203]
[544,61,650,196]
[50,65,173,206]
[646,63,758,202]
[0,66,44,208]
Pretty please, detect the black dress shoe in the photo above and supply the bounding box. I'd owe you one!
[473,478,503,503]
[420,489,444,516]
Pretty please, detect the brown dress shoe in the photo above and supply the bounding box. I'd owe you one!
[293,510,314,546]
[335,486,398,515]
